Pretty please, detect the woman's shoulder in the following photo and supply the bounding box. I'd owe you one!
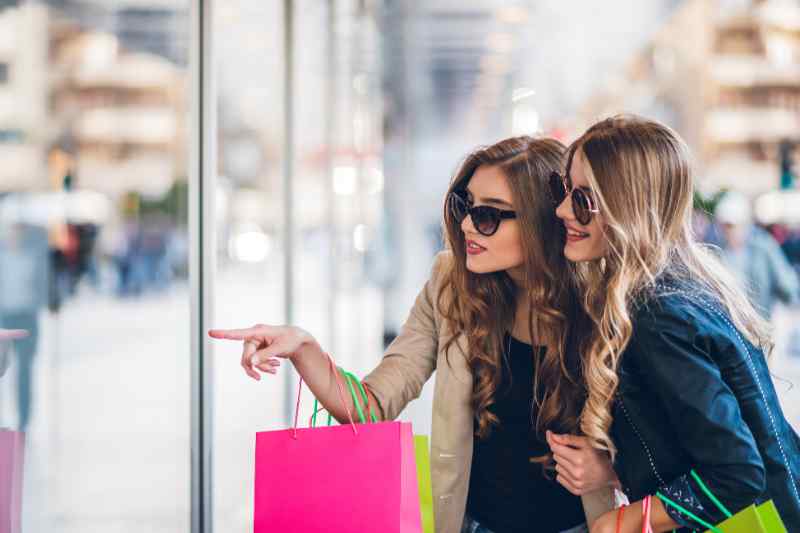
[631,279,730,342]
[429,250,460,297]
[414,251,453,316]
[430,250,454,282]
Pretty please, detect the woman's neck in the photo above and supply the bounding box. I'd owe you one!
[506,265,526,288]
[511,297,534,345]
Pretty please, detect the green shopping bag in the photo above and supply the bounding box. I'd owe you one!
[312,368,436,533]
[701,500,786,533]
[414,435,435,533]
[656,470,787,533]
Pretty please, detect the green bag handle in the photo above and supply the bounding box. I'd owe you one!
[310,401,330,427]
[311,399,329,427]
[690,469,733,519]
[656,491,722,533]
[343,370,378,423]
[310,367,377,426]
[342,369,368,424]
[655,468,735,533]
[310,367,345,427]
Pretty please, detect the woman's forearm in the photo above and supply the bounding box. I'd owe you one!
[618,498,679,533]
[291,339,379,424]
[595,497,680,533]
[648,498,680,532]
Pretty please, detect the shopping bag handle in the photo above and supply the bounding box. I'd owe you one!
[342,370,378,424]
[292,352,358,439]
[655,468,732,533]
[310,368,378,427]
[641,494,653,533]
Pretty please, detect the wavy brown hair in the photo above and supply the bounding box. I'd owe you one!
[564,115,773,457]
[437,136,584,441]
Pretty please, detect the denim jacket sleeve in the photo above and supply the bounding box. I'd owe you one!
[628,299,766,528]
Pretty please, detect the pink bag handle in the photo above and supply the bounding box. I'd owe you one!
[641,494,653,533]
[292,352,358,439]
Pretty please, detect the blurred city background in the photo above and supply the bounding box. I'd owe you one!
[0,0,799,531]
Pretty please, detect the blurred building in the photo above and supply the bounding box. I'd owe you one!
[49,21,188,198]
[706,0,800,194]
[46,0,189,65]
[577,0,800,196]
[0,3,49,191]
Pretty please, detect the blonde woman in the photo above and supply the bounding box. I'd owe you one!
[211,136,616,533]
[551,115,800,533]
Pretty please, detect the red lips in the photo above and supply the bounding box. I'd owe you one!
[466,239,487,255]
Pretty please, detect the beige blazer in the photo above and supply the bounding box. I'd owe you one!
[363,251,615,533]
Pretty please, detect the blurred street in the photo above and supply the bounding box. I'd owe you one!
[0,259,389,532]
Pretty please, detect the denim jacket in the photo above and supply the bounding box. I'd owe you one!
[611,283,800,531]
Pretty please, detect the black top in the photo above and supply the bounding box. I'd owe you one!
[466,333,585,533]
[612,283,800,531]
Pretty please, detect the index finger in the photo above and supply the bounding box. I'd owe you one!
[208,327,266,340]
[0,329,28,341]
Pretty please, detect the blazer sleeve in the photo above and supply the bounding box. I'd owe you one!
[628,301,766,528]
[361,252,448,421]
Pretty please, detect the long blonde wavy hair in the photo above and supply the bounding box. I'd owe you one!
[566,115,773,456]
[438,136,585,440]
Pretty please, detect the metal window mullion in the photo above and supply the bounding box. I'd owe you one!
[283,0,296,425]
[190,0,216,531]
[325,0,338,360]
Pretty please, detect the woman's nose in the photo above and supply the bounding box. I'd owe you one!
[555,194,574,222]
[461,211,477,234]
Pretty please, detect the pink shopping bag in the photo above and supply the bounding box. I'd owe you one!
[0,429,24,533]
[254,364,422,533]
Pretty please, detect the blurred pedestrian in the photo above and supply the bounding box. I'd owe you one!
[715,191,799,319]
[0,223,49,430]
[0,329,28,379]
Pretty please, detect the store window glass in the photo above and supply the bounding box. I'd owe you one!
[0,2,190,531]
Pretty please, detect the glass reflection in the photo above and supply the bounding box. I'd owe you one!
[0,2,189,531]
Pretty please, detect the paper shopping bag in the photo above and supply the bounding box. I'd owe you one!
[414,436,435,533]
[701,500,787,533]
[254,420,422,533]
[657,469,788,533]
[0,429,25,533]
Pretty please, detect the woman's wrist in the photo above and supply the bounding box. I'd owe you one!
[292,330,321,362]
[619,500,642,533]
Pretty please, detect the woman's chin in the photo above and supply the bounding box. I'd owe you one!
[466,254,519,275]
[465,255,493,274]
[563,243,600,263]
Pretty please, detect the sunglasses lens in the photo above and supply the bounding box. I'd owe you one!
[573,189,593,225]
[548,172,567,205]
[471,206,499,236]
